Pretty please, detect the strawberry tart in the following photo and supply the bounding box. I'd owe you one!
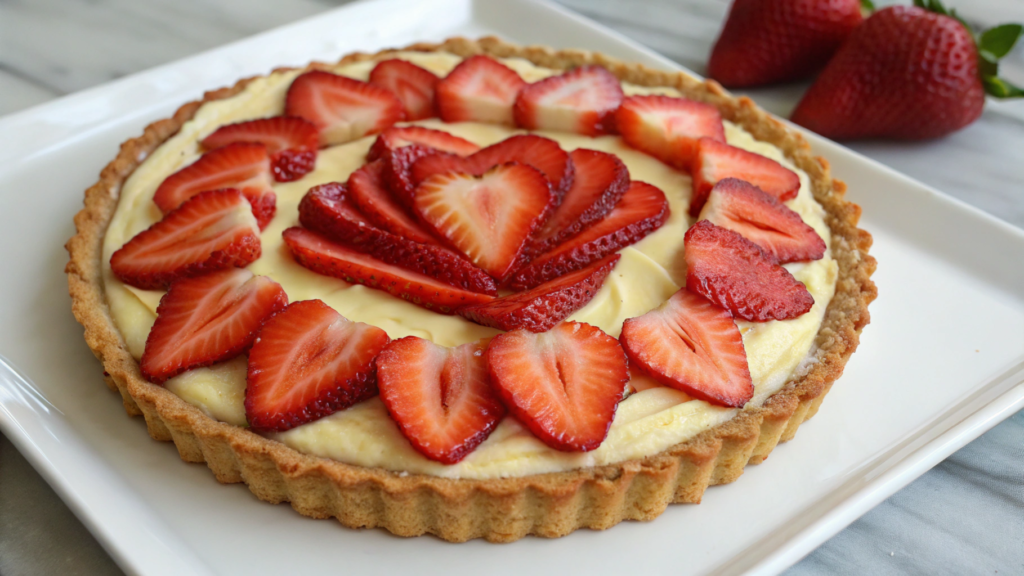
[66,37,875,542]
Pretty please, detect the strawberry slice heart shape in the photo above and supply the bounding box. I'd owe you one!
[620,288,753,408]
[297,183,498,296]
[513,64,624,136]
[110,188,262,290]
[285,70,404,147]
[201,116,319,183]
[486,321,629,452]
[245,299,391,433]
[153,142,277,229]
[615,94,726,169]
[141,269,288,384]
[684,220,814,322]
[377,337,506,465]
[368,59,440,122]
[414,162,552,282]
[411,134,574,202]
[699,177,825,264]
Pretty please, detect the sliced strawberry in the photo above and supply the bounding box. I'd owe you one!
[377,337,505,464]
[140,269,288,383]
[615,95,725,169]
[436,55,526,125]
[347,160,438,245]
[509,181,668,290]
[513,65,623,136]
[414,163,552,282]
[285,70,404,146]
[620,289,753,408]
[283,227,494,313]
[691,137,800,216]
[245,299,390,433]
[297,182,380,245]
[525,148,630,257]
[486,321,629,452]
[379,143,437,208]
[469,135,574,200]
[367,126,480,162]
[111,189,261,290]
[460,254,618,332]
[700,178,825,263]
[412,134,574,201]
[368,59,440,121]
[298,183,497,295]
[684,220,813,321]
[153,142,276,229]
[201,116,319,182]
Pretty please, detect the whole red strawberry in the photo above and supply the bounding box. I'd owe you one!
[791,2,1024,140]
[707,0,865,88]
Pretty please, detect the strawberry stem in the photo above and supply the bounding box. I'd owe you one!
[977,22,1024,98]
[914,0,1024,99]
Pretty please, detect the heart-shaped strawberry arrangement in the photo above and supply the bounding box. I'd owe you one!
[110,54,826,465]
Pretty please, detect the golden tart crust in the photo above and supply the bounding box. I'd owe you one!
[65,36,876,543]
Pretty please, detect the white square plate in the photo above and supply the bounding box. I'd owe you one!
[1,0,1022,574]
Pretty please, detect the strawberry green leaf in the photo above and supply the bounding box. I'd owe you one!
[983,76,1024,99]
[914,0,974,32]
[860,0,875,11]
[980,24,1024,59]
[979,50,1000,78]
[920,0,948,17]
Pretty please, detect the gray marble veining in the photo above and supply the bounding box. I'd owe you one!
[0,0,1022,574]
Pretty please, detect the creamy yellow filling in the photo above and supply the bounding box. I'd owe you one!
[102,52,837,479]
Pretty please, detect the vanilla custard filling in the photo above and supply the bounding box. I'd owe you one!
[101,52,838,479]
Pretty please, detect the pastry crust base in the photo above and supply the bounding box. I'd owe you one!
[66,36,876,542]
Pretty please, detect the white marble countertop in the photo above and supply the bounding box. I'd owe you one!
[1,0,1022,574]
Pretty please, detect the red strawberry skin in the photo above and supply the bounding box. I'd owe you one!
[245,299,390,433]
[699,178,825,263]
[509,181,669,290]
[347,159,438,245]
[368,59,439,121]
[283,227,494,313]
[459,254,619,332]
[525,148,630,258]
[376,337,505,464]
[513,65,624,136]
[414,163,553,282]
[367,126,479,162]
[111,189,261,290]
[486,321,629,452]
[380,143,437,208]
[708,0,864,88]
[436,55,526,125]
[201,116,319,182]
[615,95,725,169]
[298,183,497,295]
[297,182,381,245]
[285,70,404,146]
[620,289,753,408]
[153,142,276,229]
[790,6,985,140]
[691,138,799,217]
[141,269,288,383]
[684,220,813,322]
